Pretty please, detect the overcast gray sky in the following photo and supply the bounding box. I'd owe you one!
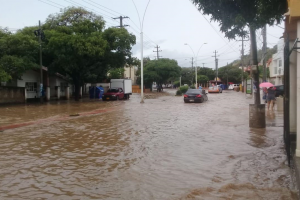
[0,0,285,69]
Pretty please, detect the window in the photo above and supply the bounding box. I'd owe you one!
[60,82,68,92]
[279,60,282,67]
[108,89,119,93]
[25,82,37,92]
[274,66,278,75]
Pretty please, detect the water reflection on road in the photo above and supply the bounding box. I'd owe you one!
[0,90,297,199]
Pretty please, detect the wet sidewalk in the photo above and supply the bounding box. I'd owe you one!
[0,90,298,199]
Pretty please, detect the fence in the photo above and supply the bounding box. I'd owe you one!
[0,86,25,104]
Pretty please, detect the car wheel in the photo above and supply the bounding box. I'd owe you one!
[200,98,204,103]
[184,101,188,103]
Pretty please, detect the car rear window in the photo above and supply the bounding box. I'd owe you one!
[107,89,119,93]
[186,89,201,94]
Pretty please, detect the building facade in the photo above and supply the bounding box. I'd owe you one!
[268,39,285,85]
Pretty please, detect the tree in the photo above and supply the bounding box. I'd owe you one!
[197,75,209,85]
[180,67,193,85]
[108,67,125,79]
[198,67,215,81]
[192,0,287,104]
[0,28,39,83]
[142,58,181,90]
[43,7,136,100]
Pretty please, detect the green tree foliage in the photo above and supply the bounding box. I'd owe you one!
[108,67,125,79]
[198,67,215,81]
[0,28,39,82]
[43,7,135,100]
[197,75,209,84]
[192,0,287,104]
[192,0,287,39]
[180,67,194,85]
[142,58,181,90]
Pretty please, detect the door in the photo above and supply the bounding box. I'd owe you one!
[25,82,38,98]
[119,88,125,99]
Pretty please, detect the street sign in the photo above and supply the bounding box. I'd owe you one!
[246,78,252,94]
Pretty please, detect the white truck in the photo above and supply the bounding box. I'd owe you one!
[110,79,132,99]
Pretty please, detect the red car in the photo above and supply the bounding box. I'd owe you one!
[102,88,125,101]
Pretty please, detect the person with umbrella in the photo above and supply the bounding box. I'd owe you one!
[260,82,276,110]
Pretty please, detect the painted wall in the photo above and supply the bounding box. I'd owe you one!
[0,87,25,104]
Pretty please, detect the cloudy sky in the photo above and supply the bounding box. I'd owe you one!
[0,0,285,69]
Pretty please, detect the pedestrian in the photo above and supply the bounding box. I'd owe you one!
[263,87,267,103]
[198,85,202,90]
[267,87,276,110]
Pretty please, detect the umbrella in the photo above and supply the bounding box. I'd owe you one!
[259,82,274,88]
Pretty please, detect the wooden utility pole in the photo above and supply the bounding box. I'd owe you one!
[153,45,162,60]
[113,16,129,28]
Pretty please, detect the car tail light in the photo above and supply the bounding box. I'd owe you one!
[196,94,202,98]
[184,94,188,98]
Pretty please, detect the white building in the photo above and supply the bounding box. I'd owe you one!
[2,67,72,101]
[268,38,284,85]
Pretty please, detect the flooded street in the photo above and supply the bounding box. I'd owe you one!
[0,90,298,199]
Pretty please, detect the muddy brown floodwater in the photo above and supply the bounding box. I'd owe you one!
[0,90,298,199]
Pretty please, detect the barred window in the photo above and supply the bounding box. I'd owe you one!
[26,82,37,92]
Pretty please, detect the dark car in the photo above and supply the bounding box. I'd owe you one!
[184,89,208,103]
[102,88,125,101]
[274,85,284,97]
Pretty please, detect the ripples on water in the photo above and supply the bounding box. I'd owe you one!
[0,91,298,199]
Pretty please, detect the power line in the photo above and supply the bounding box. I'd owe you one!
[38,0,61,9]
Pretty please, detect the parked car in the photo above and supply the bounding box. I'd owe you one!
[208,86,222,93]
[184,89,208,103]
[102,88,125,101]
[274,85,284,97]
[228,84,239,90]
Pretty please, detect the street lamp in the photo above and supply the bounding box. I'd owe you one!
[184,43,207,88]
[132,0,151,103]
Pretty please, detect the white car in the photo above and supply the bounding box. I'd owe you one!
[228,84,239,90]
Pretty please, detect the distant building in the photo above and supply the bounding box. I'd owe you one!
[124,65,137,85]
[268,38,284,85]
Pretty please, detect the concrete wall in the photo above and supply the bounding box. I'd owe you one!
[0,86,25,104]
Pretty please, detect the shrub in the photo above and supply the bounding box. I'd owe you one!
[176,90,182,96]
[173,81,180,87]
[179,85,189,94]
[190,85,196,89]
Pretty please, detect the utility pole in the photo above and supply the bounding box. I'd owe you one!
[113,16,129,28]
[36,21,43,103]
[153,45,162,60]
[202,63,205,68]
[212,50,218,84]
[262,25,267,82]
[238,36,249,92]
[192,57,194,85]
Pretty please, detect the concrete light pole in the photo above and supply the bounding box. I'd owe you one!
[132,0,151,103]
[184,43,207,88]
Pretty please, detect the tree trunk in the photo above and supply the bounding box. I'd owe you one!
[249,26,261,105]
[74,81,80,101]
